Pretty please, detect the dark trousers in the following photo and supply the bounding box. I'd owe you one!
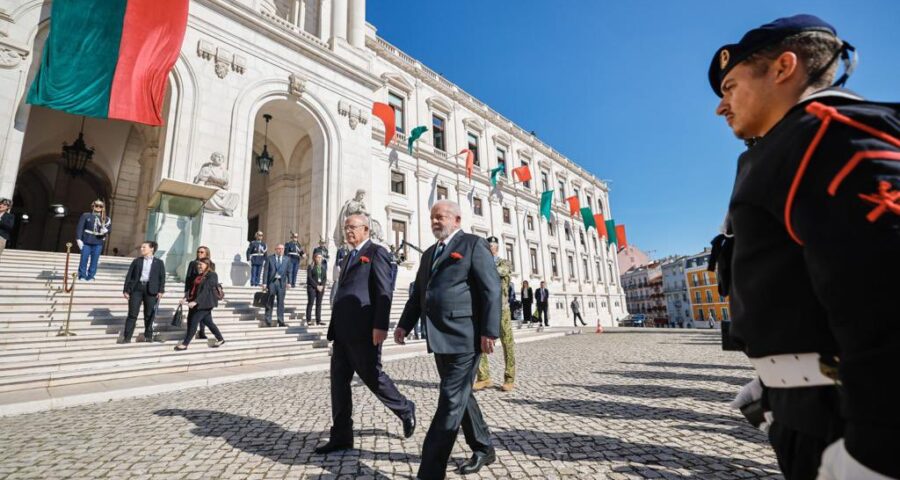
[536,302,549,326]
[264,281,285,326]
[124,283,158,341]
[768,421,836,480]
[250,263,263,286]
[306,286,323,324]
[329,340,413,443]
[573,311,585,326]
[418,352,493,480]
[288,257,300,287]
[181,309,223,346]
[522,300,533,323]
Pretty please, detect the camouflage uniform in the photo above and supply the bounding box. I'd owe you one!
[477,257,515,383]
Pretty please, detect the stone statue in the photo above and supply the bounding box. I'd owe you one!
[194,152,240,216]
[333,189,385,246]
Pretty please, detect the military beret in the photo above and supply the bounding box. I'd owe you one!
[486,236,499,244]
[708,14,840,97]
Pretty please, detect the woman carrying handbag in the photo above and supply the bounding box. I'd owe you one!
[184,247,214,339]
[175,258,225,350]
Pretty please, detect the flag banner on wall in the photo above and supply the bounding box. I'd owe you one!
[512,165,532,183]
[407,126,428,154]
[566,196,580,216]
[540,190,553,221]
[372,102,395,146]
[27,0,190,126]
[490,162,505,186]
[594,213,607,237]
[580,208,596,229]
[461,149,474,179]
[616,224,628,250]
[605,219,618,247]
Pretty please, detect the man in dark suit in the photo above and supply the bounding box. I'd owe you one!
[536,281,550,326]
[0,198,14,259]
[262,244,290,327]
[521,280,534,326]
[315,213,415,454]
[306,252,326,326]
[122,241,166,343]
[395,200,500,479]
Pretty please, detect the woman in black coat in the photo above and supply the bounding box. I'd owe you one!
[176,258,224,350]
[184,247,214,339]
[521,280,534,326]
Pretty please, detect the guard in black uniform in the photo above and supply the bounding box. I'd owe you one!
[246,231,267,286]
[284,231,306,288]
[709,14,899,480]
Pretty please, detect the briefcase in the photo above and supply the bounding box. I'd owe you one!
[253,290,270,308]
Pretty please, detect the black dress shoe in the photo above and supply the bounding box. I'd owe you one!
[196,333,208,339]
[458,450,496,474]
[314,440,352,454]
[402,403,416,438]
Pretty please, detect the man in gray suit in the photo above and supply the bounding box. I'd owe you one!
[395,200,500,479]
[262,244,290,327]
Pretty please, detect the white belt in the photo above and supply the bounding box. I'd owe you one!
[251,253,265,256]
[749,353,838,389]
[288,253,301,257]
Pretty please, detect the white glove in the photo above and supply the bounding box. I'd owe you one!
[730,377,763,409]
[99,227,109,235]
[76,239,84,250]
[817,438,895,480]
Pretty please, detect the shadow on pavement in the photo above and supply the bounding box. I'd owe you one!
[620,361,753,371]
[675,423,770,445]
[154,409,417,479]
[593,369,750,386]
[555,383,735,403]
[503,397,740,426]
[392,379,441,390]
[492,428,780,478]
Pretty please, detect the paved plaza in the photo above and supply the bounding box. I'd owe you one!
[0,329,781,479]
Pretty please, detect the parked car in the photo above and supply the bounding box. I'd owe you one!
[618,314,646,327]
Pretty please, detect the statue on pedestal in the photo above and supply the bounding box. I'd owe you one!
[194,152,240,216]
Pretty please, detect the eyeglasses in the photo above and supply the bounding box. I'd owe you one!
[343,225,366,231]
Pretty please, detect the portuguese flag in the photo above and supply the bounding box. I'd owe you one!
[27,0,190,126]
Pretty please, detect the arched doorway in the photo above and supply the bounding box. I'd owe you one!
[12,154,112,252]
[247,99,326,255]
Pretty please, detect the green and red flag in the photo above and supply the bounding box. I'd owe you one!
[594,213,607,237]
[616,224,628,250]
[605,219,618,247]
[27,0,189,126]
[512,165,532,183]
[490,162,505,186]
[580,208,596,229]
[372,102,395,146]
[407,126,428,154]
[540,190,553,222]
[565,196,580,216]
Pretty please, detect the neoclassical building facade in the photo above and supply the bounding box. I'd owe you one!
[0,0,626,325]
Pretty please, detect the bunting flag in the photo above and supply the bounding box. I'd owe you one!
[540,190,553,222]
[616,224,628,250]
[490,162,505,187]
[27,0,190,126]
[407,126,428,154]
[594,213,607,237]
[605,219,618,247]
[461,149,474,179]
[512,165,532,183]
[372,102,395,146]
[580,208,596,229]
[566,196,581,216]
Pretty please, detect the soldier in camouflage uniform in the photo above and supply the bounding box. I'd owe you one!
[474,236,516,392]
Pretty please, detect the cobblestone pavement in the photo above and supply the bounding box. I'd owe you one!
[0,329,781,479]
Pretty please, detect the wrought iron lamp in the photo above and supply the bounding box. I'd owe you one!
[256,114,274,175]
[62,117,95,176]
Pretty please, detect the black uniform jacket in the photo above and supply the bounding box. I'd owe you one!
[726,88,899,476]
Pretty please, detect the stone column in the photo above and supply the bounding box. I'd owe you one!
[348,0,366,48]
[319,0,332,40]
[331,0,348,45]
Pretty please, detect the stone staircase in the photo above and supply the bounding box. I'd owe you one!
[0,249,564,413]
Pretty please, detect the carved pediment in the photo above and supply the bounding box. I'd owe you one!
[492,133,511,147]
[462,117,484,132]
[380,72,414,93]
[426,95,453,115]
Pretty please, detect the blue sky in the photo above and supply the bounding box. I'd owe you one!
[369,1,899,258]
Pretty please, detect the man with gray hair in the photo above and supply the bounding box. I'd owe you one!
[396,199,501,478]
[315,212,416,454]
